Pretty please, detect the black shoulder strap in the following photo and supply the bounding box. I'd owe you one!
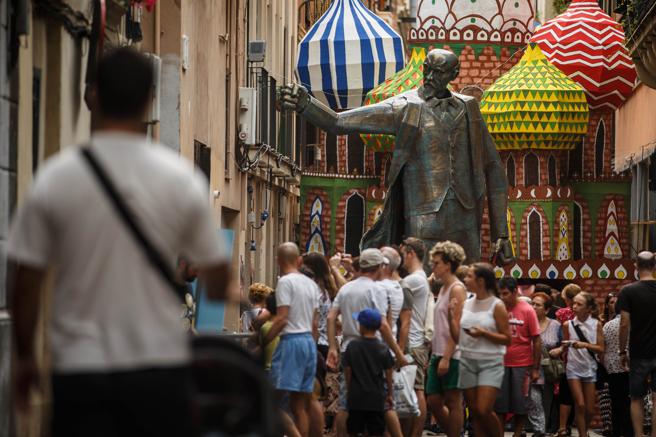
[571,320,598,361]
[80,147,184,301]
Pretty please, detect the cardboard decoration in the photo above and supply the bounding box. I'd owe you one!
[531,0,636,110]
[296,0,404,110]
[480,43,589,150]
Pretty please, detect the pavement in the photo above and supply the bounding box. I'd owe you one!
[421,432,604,437]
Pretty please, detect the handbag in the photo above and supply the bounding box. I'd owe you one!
[80,147,185,301]
[541,348,565,383]
[571,321,606,386]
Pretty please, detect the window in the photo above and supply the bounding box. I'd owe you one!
[528,209,542,260]
[347,133,365,175]
[631,157,656,253]
[569,139,583,178]
[573,202,583,260]
[548,155,557,186]
[506,155,516,186]
[326,133,337,173]
[194,141,211,182]
[524,152,540,186]
[595,120,605,178]
[344,193,365,256]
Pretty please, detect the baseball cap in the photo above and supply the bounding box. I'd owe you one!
[359,248,388,269]
[352,308,382,330]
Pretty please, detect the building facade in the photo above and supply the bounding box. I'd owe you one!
[7,0,303,434]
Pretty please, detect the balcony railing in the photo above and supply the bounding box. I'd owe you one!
[298,0,388,39]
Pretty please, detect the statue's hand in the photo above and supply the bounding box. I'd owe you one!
[279,83,310,113]
[491,237,514,266]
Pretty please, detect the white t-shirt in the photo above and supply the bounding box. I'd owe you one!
[378,278,404,338]
[402,270,430,348]
[276,272,320,335]
[332,276,385,352]
[7,132,227,373]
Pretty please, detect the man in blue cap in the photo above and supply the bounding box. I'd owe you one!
[343,309,395,437]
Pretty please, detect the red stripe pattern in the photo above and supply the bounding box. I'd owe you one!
[530,0,637,110]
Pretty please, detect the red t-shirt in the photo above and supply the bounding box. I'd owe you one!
[504,300,540,367]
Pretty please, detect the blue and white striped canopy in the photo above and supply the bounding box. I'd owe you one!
[296,0,405,110]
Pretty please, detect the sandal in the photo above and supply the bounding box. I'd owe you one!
[551,429,568,437]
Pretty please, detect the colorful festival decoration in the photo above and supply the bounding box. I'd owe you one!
[408,0,536,46]
[603,200,623,259]
[361,46,425,151]
[556,209,570,261]
[530,0,636,110]
[296,0,405,110]
[306,197,327,254]
[480,43,589,150]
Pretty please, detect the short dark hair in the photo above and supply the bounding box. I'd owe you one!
[498,277,517,292]
[96,47,153,119]
[471,263,498,295]
[532,292,552,310]
[402,237,426,262]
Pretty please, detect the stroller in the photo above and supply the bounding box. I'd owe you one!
[191,335,282,437]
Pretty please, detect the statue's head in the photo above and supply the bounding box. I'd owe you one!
[422,49,460,94]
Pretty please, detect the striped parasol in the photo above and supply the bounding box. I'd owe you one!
[530,0,636,110]
[296,0,405,110]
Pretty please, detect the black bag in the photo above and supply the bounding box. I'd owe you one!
[80,147,185,301]
[571,321,607,387]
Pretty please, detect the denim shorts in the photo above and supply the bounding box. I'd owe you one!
[270,333,317,393]
[629,357,656,398]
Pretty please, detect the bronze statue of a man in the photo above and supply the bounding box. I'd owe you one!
[281,49,512,263]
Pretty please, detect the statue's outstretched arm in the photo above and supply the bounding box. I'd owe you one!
[280,83,398,136]
[301,96,399,136]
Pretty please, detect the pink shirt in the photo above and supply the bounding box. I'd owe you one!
[432,280,463,359]
[504,300,540,367]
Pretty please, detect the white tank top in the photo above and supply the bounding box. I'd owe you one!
[459,295,506,360]
[566,316,599,378]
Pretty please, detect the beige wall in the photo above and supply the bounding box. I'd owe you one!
[615,83,656,171]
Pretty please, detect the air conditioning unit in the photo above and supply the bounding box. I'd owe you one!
[248,40,266,62]
[144,53,161,123]
[238,87,258,145]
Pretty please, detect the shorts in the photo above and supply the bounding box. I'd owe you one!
[270,333,317,393]
[494,366,531,415]
[459,356,505,390]
[409,344,430,390]
[347,410,385,435]
[426,355,460,395]
[630,357,656,398]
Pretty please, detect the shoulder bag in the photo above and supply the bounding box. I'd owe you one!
[80,147,185,301]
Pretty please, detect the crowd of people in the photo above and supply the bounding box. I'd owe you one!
[242,240,656,437]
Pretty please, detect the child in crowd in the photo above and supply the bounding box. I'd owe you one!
[343,309,394,437]
[242,282,273,332]
[259,292,279,371]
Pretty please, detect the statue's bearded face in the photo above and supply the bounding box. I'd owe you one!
[422,49,460,95]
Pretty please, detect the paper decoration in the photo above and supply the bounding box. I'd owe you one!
[530,0,636,110]
[480,43,589,150]
[296,0,404,110]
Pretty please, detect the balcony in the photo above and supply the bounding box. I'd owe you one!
[620,0,656,88]
[298,0,387,40]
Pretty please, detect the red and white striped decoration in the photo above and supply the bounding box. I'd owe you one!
[530,0,636,110]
